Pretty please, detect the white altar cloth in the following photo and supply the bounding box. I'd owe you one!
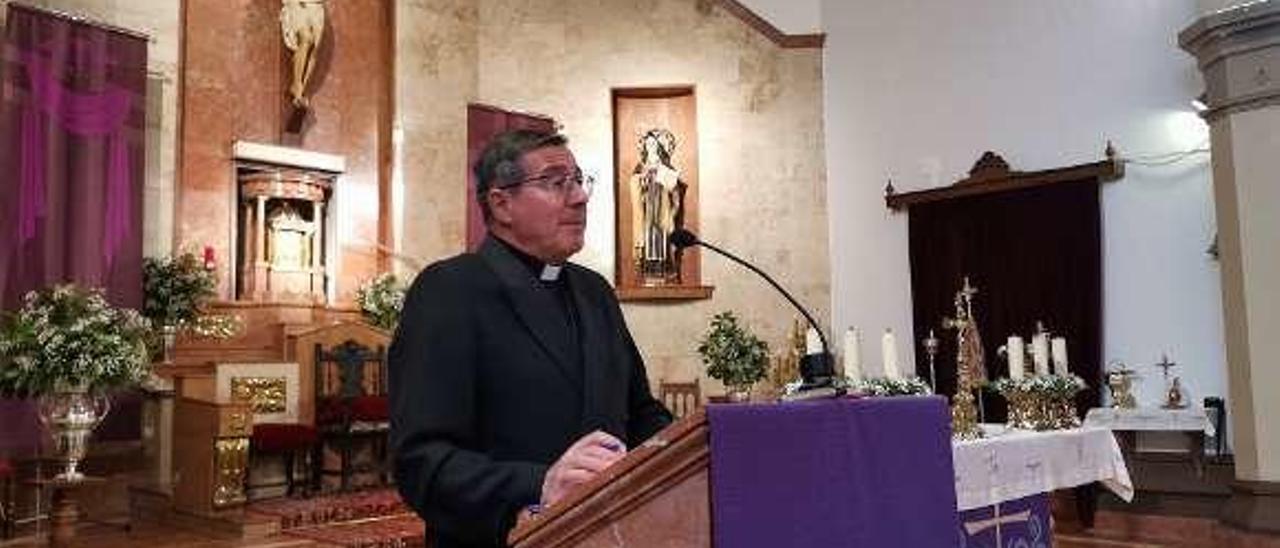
[1083,407,1215,436]
[952,425,1133,511]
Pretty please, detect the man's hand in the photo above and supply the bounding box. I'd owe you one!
[540,430,627,507]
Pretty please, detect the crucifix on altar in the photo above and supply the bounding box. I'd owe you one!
[1154,353,1186,409]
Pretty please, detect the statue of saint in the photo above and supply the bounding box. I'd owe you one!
[629,129,687,283]
[280,0,326,108]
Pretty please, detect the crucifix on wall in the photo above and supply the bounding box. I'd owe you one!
[280,0,326,131]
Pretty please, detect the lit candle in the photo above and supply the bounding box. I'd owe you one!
[1032,334,1050,376]
[882,328,899,379]
[844,327,863,381]
[1051,337,1069,375]
[806,327,821,356]
[1007,335,1025,380]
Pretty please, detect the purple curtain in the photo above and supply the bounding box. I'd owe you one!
[0,4,148,456]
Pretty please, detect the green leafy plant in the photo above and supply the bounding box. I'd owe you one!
[0,284,151,396]
[355,273,406,330]
[142,251,217,328]
[142,251,239,343]
[697,311,769,389]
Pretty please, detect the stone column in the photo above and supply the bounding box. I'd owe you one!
[255,195,269,300]
[1181,1,1280,533]
[312,201,324,301]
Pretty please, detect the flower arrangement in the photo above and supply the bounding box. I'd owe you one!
[0,284,151,396]
[992,374,1085,396]
[993,374,1086,430]
[848,376,933,397]
[142,250,239,341]
[697,311,769,394]
[355,273,407,330]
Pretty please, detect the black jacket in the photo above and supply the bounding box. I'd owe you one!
[389,237,672,547]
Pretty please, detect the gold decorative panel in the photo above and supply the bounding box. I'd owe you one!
[213,437,249,508]
[230,376,287,414]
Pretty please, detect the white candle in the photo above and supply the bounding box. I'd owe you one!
[1051,337,1068,375]
[882,329,900,379]
[1007,336,1025,380]
[1032,334,1050,376]
[844,327,863,381]
[806,327,822,355]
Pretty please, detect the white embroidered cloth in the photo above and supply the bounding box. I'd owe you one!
[952,425,1133,511]
[1083,407,1215,437]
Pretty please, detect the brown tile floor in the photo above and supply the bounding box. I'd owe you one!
[0,521,312,548]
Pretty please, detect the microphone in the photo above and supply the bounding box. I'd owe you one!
[670,229,841,398]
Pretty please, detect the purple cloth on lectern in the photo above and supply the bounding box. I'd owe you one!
[959,493,1052,548]
[708,396,960,548]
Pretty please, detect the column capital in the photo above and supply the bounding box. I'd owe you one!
[1180,1,1280,120]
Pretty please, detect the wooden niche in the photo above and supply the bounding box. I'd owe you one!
[612,87,713,301]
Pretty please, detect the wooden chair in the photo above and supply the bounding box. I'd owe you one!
[659,378,702,419]
[248,422,318,498]
[238,363,319,499]
[313,340,389,492]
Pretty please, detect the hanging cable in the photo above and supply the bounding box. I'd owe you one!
[1118,139,1210,167]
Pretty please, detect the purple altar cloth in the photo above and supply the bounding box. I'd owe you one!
[708,396,960,547]
[960,493,1051,547]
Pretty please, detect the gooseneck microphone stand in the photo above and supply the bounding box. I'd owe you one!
[670,229,843,400]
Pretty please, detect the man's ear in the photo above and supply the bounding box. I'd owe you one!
[488,189,514,226]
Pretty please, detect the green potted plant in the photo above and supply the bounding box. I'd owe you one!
[142,250,238,361]
[0,284,151,480]
[697,311,769,402]
[355,272,407,330]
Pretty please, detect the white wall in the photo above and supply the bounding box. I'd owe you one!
[739,0,822,34]
[822,0,1228,409]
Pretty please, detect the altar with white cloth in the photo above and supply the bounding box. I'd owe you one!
[1084,407,1214,477]
[952,424,1133,547]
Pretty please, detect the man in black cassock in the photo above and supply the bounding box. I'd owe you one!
[389,129,673,548]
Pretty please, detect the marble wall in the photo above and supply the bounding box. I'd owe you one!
[179,0,392,300]
[395,0,829,391]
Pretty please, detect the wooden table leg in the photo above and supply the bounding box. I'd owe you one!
[1191,432,1206,478]
[1074,483,1098,529]
[50,487,80,546]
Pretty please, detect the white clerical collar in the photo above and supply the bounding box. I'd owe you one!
[540,264,563,282]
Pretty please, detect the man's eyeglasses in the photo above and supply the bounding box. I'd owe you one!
[500,170,595,200]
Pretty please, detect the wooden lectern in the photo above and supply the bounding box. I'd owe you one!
[509,396,960,548]
[509,409,711,547]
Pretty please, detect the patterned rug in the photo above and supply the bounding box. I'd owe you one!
[282,513,427,548]
[247,488,410,530]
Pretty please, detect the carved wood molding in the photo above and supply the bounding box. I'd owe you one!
[714,0,826,49]
[509,410,710,546]
[885,149,1124,211]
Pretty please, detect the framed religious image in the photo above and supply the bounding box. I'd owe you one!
[612,87,713,301]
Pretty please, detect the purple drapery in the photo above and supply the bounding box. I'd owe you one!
[0,4,147,457]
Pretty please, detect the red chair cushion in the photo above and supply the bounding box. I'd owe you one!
[252,423,318,453]
[349,395,389,422]
[0,458,12,477]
